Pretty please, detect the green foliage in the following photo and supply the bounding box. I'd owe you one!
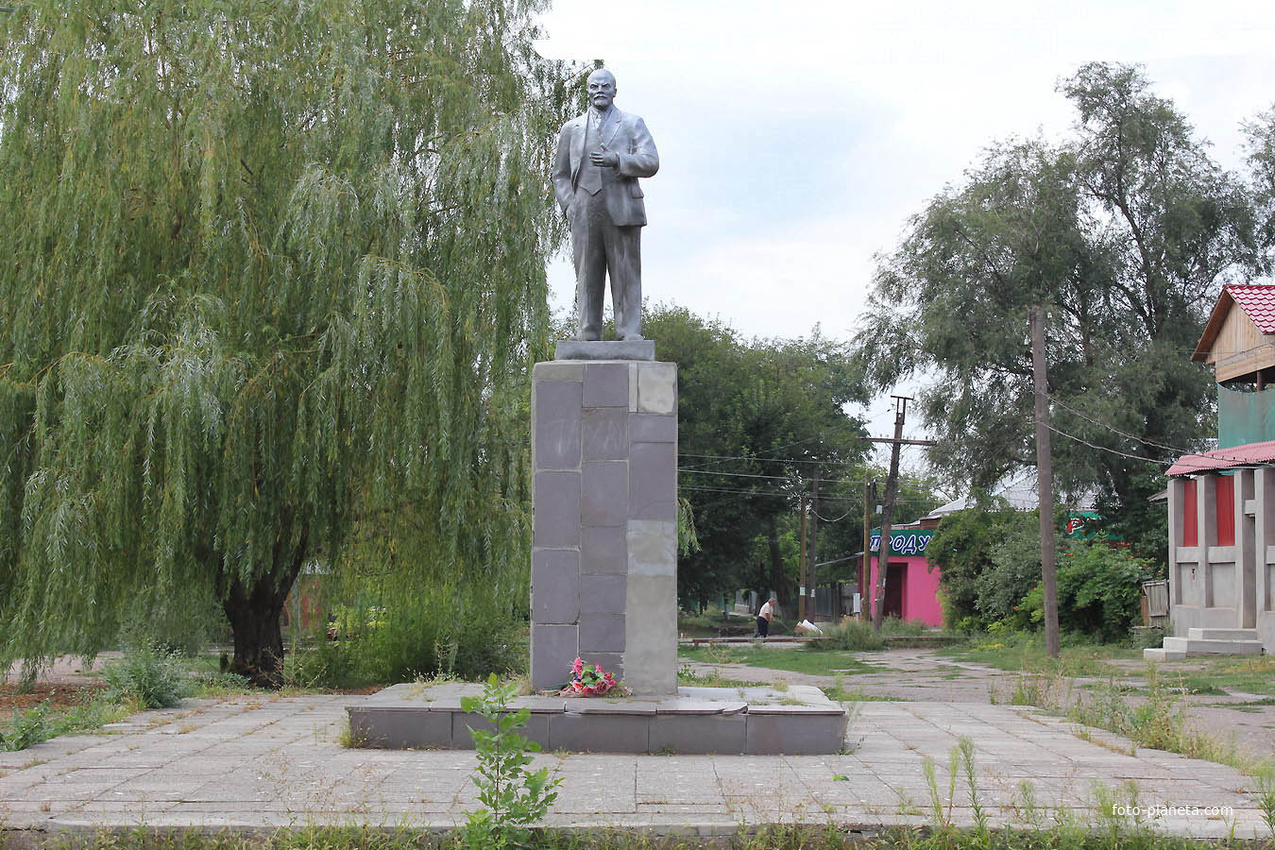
[0,695,130,752]
[102,644,190,709]
[817,618,886,651]
[927,505,1034,629]
[973,518,1042,627]
[1070,666,1227,762]
[0,1,575,685]
[0,701,53,751]
[460,674,561,850]
[855,63,1262,561]
[289,586,527,688]
[1030,542,1151,641]
[645,305,870,609]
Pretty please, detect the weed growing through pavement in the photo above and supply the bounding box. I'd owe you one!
[0,692,130,752]
[1258,775,1275,839]
[460,673,560,850]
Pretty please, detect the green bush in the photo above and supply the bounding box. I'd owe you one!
[817,619,886,651]
[102,644,189,709]
[290,589,528,688]
[0,702,53,751]
[927,505,1037,629]
[1053,541,1149,640]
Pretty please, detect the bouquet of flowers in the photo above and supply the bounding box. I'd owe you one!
[562,657,622,696]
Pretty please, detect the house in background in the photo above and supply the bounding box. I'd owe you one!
[1147,283,1275,659]
[850,473,1098,628]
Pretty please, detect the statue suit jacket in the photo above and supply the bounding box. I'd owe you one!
[553,107,659,227]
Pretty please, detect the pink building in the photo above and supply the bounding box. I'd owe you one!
[862,523,944,627]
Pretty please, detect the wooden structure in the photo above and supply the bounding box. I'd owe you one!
[1150,284,1275,659]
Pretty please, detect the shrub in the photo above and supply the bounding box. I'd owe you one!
[102,644,189,709]
[817,618,885,651]
[1019,541,1149,641]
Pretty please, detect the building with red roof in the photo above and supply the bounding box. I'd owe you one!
[1149,284,1275,659]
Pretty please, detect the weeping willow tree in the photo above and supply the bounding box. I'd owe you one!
[0,1,576,686]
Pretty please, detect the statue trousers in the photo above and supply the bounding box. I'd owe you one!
[571,185,643,340]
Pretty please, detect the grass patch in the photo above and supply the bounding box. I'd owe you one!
[0,694,131,751]
[943,633,1141,679]
[675,663,764,689]
[678,645,884,678]
[1162,655,1275,697]
[24,823,1259,849]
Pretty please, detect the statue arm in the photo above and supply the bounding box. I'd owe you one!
[616,117,658,179]
[552,123,575,212]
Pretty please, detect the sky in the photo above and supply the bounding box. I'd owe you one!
[533,0,1275,440]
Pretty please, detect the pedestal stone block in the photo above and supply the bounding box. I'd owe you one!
[531,359,678,694]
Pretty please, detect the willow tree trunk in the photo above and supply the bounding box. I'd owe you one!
[223,578,290,688]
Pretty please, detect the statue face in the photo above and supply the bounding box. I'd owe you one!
[586,72,616,110]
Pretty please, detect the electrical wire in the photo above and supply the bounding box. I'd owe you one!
[1047,395,1195,456]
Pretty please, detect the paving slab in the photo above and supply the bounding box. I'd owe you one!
[0,692,1271,842]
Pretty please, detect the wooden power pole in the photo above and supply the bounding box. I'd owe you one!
[798,493,808,622]
[1030,306,1061,658]
[809,473,819,621]
[861,396,938,630]
[861,476,873,620]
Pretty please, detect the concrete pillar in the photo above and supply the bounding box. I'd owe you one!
[530,360,678,696]
[1238,468,1257,628]
[1167,477,1183,606]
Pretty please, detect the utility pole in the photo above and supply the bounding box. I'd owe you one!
[809,473,820,621]
[1030,306,1061,658]
[860,396,939,630]
[798,493,808,622]
[861,476,874,620]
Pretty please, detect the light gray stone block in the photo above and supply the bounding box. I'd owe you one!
[630,414,676,443]
[532,471,581,548]
[637,362,677,414]
[583,363,629,407]
[625,573,678,696]
[581,461,627,528]
[649,714,747,754]
[583,408,628,460]
[581,526,627,574]
[533,361,585,382]
[532,550,580,624]
[531,624,578,691]
[555,340,655,361]
[550,713,650,753]
[629,441,677,520]
[580,574,627,615]
[580,613,625,653]
[627,520,677,577]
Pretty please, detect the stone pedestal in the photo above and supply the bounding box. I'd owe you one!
[530,359,678,695]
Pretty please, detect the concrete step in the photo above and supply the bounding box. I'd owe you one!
[1162,636,1265,655]
[1187,628,1259,641]
[1143,647,1188,662]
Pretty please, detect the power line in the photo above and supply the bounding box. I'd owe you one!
[1048,395,1194,456]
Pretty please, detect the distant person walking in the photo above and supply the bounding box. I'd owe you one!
[755,594,777,638]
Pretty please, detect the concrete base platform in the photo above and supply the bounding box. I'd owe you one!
[346,683,847,755]
[555,339,656,360]
[1143,627,1265,661]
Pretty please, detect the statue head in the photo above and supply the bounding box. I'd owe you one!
[586,69,616,111]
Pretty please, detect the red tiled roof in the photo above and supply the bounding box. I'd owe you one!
[1167,439,1275,476]
[1227,284,1275,333]
[1194,283,1275,361]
